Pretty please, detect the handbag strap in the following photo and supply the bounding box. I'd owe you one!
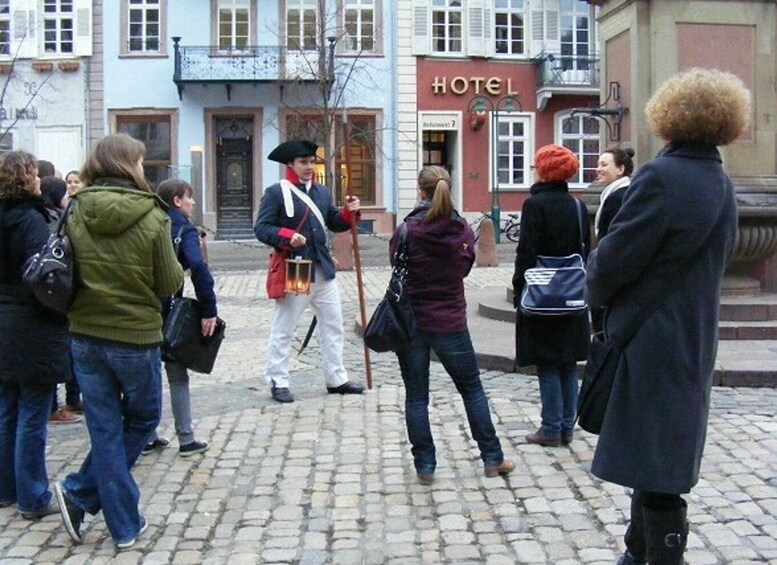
[54,197,75,237]
[611,198,730,346]
[575,199,586,258]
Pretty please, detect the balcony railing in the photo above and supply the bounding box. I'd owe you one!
[533,52,601,89]
[172,38,320,98]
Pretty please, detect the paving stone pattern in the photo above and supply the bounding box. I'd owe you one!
[0,267,775,564]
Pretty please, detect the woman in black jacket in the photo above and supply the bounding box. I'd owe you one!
[0,151,71,518]
[512,144,590,447]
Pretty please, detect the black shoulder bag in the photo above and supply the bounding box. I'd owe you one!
[363,223,416,352]
[22,199,76,313]
[162,225,226,374]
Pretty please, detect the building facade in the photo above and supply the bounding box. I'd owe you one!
[0,0,93,174]
[100,0,396,238]
[396,0,602,223]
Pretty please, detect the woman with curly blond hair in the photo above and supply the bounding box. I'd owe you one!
[586,68,750,565]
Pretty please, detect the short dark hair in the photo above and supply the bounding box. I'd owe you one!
[156,178,192,208]
[37,159,56,178]
[603,147,635,176]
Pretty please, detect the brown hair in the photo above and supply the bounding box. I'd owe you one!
[156,178,192,208]
[646,68,751,146]
[602,146,635,176]
[417,165,453,223]
[80,133,151,192]
[0,151,39,201]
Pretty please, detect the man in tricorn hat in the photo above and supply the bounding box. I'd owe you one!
[254,139,364,403]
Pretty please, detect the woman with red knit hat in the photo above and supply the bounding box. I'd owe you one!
[512,144,590,447]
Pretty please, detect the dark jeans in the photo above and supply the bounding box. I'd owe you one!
[396,329,504,475]
[62,337,161,545]
[536,362,579,436]
[0,381,56,512]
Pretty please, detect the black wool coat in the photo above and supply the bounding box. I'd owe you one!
[585,143,737,494]
[513,181,591,367]
[0,199,71,386]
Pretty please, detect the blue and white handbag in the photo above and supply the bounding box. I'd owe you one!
[519,199,588,316]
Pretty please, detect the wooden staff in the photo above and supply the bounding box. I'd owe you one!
[341,118,373,389]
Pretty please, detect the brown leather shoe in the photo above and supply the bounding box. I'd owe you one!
[417,473,434,485]
[525,430,561,447]
[561,432,573,445]
[484,459,516,478]
[49,408,82,425]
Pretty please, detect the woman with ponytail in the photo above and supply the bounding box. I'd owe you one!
[389,165,515,486]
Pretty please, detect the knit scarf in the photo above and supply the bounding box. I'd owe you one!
[595,176,631,237]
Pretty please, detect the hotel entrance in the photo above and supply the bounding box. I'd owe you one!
[419,112,462,210]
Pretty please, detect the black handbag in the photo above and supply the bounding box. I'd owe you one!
[22,199,75,313]
[162,297,226,374]
[364,223,416,352]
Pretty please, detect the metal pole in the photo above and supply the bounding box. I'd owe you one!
[491,106,501,243]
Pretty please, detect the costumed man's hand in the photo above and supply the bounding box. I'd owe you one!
[290,233,307,248]
[346,195,361,213]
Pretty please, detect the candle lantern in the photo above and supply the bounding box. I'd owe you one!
[285,256,313,295]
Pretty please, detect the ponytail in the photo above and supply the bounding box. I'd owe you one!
[417,165,453,223]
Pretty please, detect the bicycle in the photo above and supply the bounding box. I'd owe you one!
[471,211,521,243]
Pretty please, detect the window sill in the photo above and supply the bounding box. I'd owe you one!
[118,52,169,59]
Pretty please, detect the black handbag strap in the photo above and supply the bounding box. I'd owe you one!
[393,223,409,270]
[575,198,586,258]
[610,198,730,346]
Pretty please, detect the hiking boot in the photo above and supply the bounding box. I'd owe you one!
[484,459,516,478]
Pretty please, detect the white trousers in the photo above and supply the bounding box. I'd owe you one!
[265,267,349,390]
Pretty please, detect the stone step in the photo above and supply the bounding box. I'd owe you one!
[465,288,777,386]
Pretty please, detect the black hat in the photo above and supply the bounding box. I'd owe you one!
[268,140,318,164]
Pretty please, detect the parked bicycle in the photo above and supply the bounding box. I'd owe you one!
[471,211,521,242]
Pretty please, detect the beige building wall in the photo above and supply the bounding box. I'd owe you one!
[595,0,775,176]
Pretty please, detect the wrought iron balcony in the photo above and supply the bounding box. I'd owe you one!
[172,37,321,100]
[532,52,600,110]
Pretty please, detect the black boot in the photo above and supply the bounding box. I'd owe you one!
[617,494,646,564]
[643,500,688,565]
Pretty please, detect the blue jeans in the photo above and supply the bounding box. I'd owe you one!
[396,330,504,475]
[537,362,579,436]
[0,381,55,512]
[62,338,162,545]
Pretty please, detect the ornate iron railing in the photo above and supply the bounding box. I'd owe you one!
[172,38,321,84]
[532,52,601,88]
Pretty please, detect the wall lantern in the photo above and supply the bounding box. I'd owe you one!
[569,81,629,142]
[285,256,313,295]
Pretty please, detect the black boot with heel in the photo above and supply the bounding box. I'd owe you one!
[617,493,646,564]
[643,500,688,565]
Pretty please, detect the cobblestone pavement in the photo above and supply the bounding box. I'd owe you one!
[1,268,775,565]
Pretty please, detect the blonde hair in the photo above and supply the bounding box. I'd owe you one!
[646,68,751,146]
[81,134,151,192]
[417,165,453,223]
[0,151,38,200]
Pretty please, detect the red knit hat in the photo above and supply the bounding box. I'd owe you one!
[534,144,579,182]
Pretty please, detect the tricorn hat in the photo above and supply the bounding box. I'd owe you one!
[268,140,318,164]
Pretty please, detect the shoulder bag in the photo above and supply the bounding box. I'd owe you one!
[520,199,587,316]
[22,199,76,313]
[266,206,310,299]
[578,199,729,434]
[162,225,226,374]
[363,223,416,352]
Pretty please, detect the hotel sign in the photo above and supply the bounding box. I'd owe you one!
[431,76,519,96]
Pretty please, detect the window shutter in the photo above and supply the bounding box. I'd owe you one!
[10,0,36,59]
[411,0,429,56]
[73,0,92,57]
[467,0,485,57]
[530,0,560,57]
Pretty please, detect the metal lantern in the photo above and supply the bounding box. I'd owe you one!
[285,256,313,295]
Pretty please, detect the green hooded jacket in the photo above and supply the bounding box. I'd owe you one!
[66,178,184,345]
